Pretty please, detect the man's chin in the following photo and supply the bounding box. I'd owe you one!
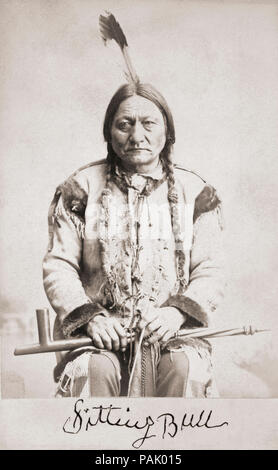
[121,153,153,165]
[117,152,160,173]
[125,150,151,158]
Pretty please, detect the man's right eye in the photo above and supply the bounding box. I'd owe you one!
[118,121,131,131]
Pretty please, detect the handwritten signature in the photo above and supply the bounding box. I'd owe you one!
[63,399,228,448]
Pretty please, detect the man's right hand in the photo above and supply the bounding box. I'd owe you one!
[86,315,129,352]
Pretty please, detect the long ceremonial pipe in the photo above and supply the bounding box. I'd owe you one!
[14,308,271,356]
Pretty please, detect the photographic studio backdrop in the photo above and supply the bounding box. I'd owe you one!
[1,0,278,398]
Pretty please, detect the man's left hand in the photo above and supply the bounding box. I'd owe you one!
[137,306,185,345]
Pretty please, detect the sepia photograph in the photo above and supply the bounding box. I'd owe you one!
[0,0,278,450]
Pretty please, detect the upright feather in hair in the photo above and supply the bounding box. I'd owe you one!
[99,11,139,85]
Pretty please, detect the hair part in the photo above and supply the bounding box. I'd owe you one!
[103,82,175,146]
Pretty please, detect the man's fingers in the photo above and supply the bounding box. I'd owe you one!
[112,320,127,338]
[146,326,168,345]
[112,320,130,351]
[112,322,128,351]
[142,317,164,338]
[98,330,112,351]
[144,318,162,335]
[105,326,120,351]
[92,332,105,349]
[160,330,176,348]
[138,309,159,330]
[120,336,128,352]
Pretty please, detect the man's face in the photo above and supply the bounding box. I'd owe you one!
[110,95,166,173]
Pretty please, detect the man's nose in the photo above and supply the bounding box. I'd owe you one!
[129,122,145,144]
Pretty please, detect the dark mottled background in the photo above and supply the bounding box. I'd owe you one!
[1,0,278,398]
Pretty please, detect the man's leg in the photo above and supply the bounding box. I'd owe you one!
[88,351,121,396]
[156,350,190,397]
[156,342,214,397]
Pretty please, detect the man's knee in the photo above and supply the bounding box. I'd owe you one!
[160,350,189,380]
[88,351,121,381]
[170,350,190,379]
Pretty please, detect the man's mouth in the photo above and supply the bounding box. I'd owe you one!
[126,148,150,152]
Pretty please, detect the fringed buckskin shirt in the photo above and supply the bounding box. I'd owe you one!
[43,159,225,396]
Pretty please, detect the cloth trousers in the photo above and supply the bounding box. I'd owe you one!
[84,350,190,397]
[56,341,215,398]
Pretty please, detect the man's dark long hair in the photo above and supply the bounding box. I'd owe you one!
[99,83,187,296]
[103,82,175,146]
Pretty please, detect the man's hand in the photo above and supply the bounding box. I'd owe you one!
[86,315,128,352]
[137,306,185,345]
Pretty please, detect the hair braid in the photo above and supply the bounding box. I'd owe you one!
[104,144,116,194]
[161,145,187,293]
[98,145,118,303]
[101,82,187,297]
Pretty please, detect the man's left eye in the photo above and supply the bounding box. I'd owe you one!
[143,121,155,127]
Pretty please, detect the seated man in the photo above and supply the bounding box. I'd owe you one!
[43,81,225,398]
